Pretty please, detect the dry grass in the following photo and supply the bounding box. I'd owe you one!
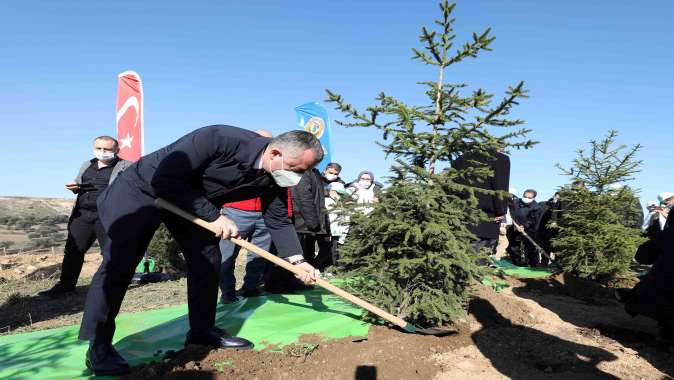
[0,275,189,335]
[0,253,249,336]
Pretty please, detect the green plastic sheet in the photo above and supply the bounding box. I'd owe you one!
[493,259,556,279]
[134,258,156,273]
[0,287,369,380]
[482,259,556,292]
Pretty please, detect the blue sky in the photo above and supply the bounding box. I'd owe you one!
[0,1,672,205]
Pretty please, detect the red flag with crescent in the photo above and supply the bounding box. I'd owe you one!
[116,71,143,162]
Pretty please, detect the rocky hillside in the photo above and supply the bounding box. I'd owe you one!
[0,197,74,252]
[0,196,73,219]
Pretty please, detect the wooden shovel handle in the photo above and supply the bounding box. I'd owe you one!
[155,198,412,331]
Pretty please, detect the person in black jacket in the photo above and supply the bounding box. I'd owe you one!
[38,136,131,298]
[78,126,323,376]
[292,168,329,269]
[507,189,547,266]
[624,209,674,342]
[453,151,511,253]
[538,192,562,254]
[635,194,673,265]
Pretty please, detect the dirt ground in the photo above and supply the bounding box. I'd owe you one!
[1,252,673,379]
[123,280,674,380]
[0,251,102,281]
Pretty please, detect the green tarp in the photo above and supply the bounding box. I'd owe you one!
[494,259,556,279]
[482,259,556,292]
[0,287,369,380]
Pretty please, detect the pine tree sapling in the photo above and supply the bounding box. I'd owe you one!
[553,130,646,283]
[326,1,535,327]
[147,223,186,274]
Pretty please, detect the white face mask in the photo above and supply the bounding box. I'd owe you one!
[358,180,372,189]
[521,197,534,204]
[269,155,303,187]
[324,173,338,181]
[93,150,116,162]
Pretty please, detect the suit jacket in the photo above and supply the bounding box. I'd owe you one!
[119,125,302,258]
[453,151,511,239]
[75,158,132,185]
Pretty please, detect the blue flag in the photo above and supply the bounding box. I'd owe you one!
[295,102,332,172]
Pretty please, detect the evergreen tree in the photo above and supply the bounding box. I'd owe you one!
[553,130,645,282]
[147,224,186,273]
[326,1,535,327]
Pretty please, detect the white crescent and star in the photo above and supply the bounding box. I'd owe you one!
[120,132,133,149]
[116,96,140,127]
[117,95,139,150]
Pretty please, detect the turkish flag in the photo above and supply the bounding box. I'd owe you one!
[116,71,143,162]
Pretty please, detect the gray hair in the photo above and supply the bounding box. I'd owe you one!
[93,135,119,150]
[269,130,324,162]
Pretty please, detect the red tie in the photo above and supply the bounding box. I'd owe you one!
[286,188,293,218]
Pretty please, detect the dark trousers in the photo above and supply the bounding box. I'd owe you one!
[299,233,334,271]
[327,237,340,268]
[79,177,222,343]
[264,244,305,292]
[506,227,540,266]
[59,207,107,288]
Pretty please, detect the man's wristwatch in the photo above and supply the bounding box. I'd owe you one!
[286,255,305,265]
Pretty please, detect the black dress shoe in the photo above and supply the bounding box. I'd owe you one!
[237,288,262,298]
[221,292,241,304]
[85,342,130,376]
[185,327,254,350]
[37,282,76,298]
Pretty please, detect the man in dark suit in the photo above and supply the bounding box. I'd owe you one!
[79,126,323,376]
[453,150,511,253]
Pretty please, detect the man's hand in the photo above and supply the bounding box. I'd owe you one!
[211,215,240,240]
[494,215,506,223]
[65,182,80,193]
[294,261,318,284]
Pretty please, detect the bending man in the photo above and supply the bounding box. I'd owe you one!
[79,125,322,376]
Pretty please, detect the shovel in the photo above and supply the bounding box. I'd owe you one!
[512,221,553,263]
[155,198,450,336]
